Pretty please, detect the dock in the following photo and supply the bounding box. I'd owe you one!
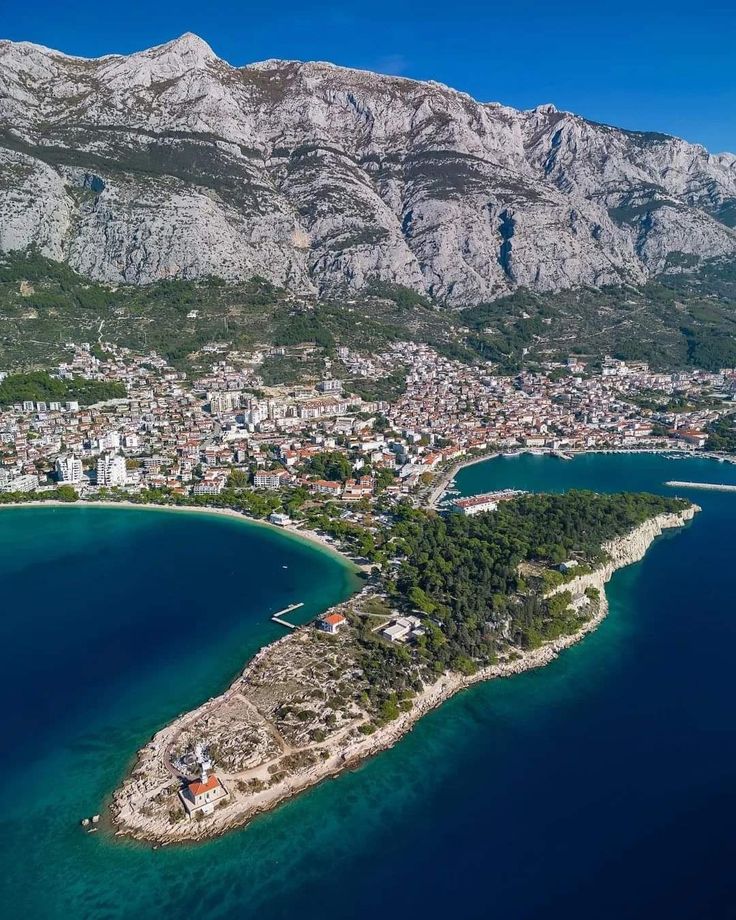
[666,481,736,493]
[271,602,304,628]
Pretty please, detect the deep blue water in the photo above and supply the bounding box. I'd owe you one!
[1,456,735,920]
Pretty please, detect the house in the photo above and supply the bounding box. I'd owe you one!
[675,429,707,448]
[342,476,375,501]
[381,615,423,643]
[318,612,347,634]
[559,560,579,574]
[453,490,523,516]
[269,511,291,526]
[180,771,229,818]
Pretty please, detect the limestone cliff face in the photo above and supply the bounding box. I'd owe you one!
[1,34,735,303]
[549,505,699,605]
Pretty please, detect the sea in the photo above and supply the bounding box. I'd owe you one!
[1,453,735,920]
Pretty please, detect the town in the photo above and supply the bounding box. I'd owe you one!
[1,339,735,530]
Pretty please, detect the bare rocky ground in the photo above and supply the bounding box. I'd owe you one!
[111,612,377,842]
[2,36,736,302]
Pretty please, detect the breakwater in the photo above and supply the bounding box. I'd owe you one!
[666,480,736,493]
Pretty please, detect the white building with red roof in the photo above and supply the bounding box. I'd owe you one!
[318,612,347,634]
[180,769,229,818]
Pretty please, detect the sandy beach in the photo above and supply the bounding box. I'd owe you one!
[0,498,366,572]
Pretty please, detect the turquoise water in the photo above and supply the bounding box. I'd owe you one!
[2,456,736,919]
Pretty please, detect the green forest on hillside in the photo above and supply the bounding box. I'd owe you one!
[1,250,736,378]
[460,260,736,372]
[0,371,126,406]
[358,492,689,693]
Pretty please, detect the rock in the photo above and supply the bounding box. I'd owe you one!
[1,37,735,303]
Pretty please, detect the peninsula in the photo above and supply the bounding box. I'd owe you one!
[111,491,697,843]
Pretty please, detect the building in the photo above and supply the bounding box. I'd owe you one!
[55,455,83,484]
[311,479,343,496]
[342,475,375,501]
[180,770,229,819]
[318,612,347,634]
[253,469,291,490]
[209,391,241,414]
[192,471,227,495]
[675,429,708,448]
[96,453,127,487]
[0,473,38,493]
[381,615,424,643]
[453,490,524,516]
[269,512,291,526]
[318,378,343,393]
[98,431,121,451]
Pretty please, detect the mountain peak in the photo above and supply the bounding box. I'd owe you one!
[148,32,217,65]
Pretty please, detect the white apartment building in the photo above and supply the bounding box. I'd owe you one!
[209,391,241,414]
[253,470,290,490]
[0,473,39,493]
[98,431,121,451]
[56,455,84,484]
[96,453,127,487]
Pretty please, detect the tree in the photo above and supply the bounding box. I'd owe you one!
[307,451,352,482]
[55,485,78,502]
[226,469,249,488]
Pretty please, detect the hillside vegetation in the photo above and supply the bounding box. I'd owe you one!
[0,371,126,406]
[384,491,688,671]
[1,250,735,377]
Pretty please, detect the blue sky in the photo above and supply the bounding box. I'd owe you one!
[4,0,735,152]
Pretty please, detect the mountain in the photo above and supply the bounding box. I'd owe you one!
[1,33,736,305]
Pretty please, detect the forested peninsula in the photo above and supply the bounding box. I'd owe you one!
[112,491,697,843]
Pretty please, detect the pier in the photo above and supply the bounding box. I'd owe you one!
[271,602,305,628]
[666,481,736,493]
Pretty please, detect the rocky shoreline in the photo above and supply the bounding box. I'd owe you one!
[110,504,697,845]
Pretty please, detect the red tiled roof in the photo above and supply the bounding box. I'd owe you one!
[188,774,221,796]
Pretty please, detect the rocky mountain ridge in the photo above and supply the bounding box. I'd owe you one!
[1,33,735,304]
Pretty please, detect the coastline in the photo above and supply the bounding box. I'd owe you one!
[426,450,500,508]
[110,503,698,845]
[0,499,365,573]
[428,446,736,508]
